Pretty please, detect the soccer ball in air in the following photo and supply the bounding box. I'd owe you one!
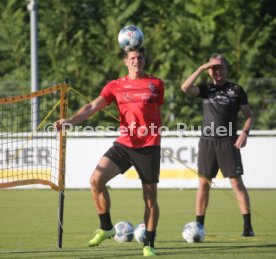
[134,222,146,243]
[114,221,134,243]
[182,221,205,243]
[118,25,144,51]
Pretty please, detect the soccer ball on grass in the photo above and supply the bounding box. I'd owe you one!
[118,25,144,51]
[182,221,205,243]
[134,222,146,243]
[114,221,134,243]
[134,222,157,243]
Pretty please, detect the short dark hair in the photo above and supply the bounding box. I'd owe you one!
[123,47,145,58]
[209,54,228,67]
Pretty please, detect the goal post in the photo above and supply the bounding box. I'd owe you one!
[57,82,68,249]
[0,83,69,248]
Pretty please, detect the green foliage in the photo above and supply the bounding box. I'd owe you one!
[0,0,275,129]
[0,1,30,89]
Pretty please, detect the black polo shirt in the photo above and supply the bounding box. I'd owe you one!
[197,81,248,138]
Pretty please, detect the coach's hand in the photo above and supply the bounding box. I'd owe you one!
[234,132,247,149]
[200,59,222,70]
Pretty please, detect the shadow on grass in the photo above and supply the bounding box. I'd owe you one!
[157,243,276,257]
[0,244,276,258]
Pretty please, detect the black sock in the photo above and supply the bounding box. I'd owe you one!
[99,212,113,230]
[196,215,205,226]
[144,230,156,248]
[242,213,252,229]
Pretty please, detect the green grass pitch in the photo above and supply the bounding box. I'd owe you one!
[0,189,275,258]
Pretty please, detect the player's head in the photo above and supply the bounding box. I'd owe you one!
[208,54,228,84]
[123,47,145,58]
[124,47,145,74]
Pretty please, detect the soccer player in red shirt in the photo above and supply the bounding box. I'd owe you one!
[55,47,164,256]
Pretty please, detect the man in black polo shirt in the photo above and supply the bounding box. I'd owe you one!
[181,54,254,237]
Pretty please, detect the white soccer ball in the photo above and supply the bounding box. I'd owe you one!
[114,221,134,243]
[118,25,144,51]
[134,222,146,243]
[182,221,205,243]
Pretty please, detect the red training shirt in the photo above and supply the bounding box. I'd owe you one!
[100,74,164,148]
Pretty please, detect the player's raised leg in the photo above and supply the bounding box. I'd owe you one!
[88,156,121,247]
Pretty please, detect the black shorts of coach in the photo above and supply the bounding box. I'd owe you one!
[103,142,161,184]
[198,136,244,179]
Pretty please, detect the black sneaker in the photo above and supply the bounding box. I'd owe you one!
[242,228,254,237]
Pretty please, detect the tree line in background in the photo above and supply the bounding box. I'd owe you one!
[0,0,275,130]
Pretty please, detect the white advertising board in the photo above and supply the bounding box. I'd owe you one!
[65,134,276,189]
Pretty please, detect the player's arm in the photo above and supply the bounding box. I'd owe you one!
[181,60,221,96]
[55,96,108,130]
[234,104,253,149]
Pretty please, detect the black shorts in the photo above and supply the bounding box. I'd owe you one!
[103,142,161,184]
[198,137,243,179]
